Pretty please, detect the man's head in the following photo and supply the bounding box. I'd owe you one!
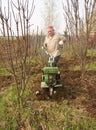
[47,26,55,37]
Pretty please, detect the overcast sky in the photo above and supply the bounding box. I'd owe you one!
[0,0,67,34]
[0,0,84,35]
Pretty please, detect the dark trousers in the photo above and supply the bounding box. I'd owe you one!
[45,54,60,67]
[53,55,60,67]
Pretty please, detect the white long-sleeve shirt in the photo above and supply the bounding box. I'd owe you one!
[44,33,65,57]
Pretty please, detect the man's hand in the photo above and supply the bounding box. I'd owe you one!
[59,40,63,45]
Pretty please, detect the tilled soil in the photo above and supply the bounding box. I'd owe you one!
[30,57,96,117]
[0,57,96,117]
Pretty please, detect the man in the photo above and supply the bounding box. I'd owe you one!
[43,25,66,66]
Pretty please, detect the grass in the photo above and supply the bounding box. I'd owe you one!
[29,100,96,130]
[0,86,13,115]
[0,85,30,130]
[74,62,96,71]
[0,68,10,75]
[0,86,15,130]
[72,48,96,71]
[0,82,96,130]
[87,49,96,57]
[86,62,96,70]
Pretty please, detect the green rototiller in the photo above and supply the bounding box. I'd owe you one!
[39,46,62,97]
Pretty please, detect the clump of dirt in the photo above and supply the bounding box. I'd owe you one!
[81,79,96,117]
[0,75,13,91]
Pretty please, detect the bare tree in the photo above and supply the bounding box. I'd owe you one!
[43,0,58,32]
[0,0,35,128]
[63,0,96,78]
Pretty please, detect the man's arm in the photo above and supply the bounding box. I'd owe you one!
[59,34,66,43]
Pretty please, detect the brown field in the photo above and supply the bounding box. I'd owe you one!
[0,56,96,118]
